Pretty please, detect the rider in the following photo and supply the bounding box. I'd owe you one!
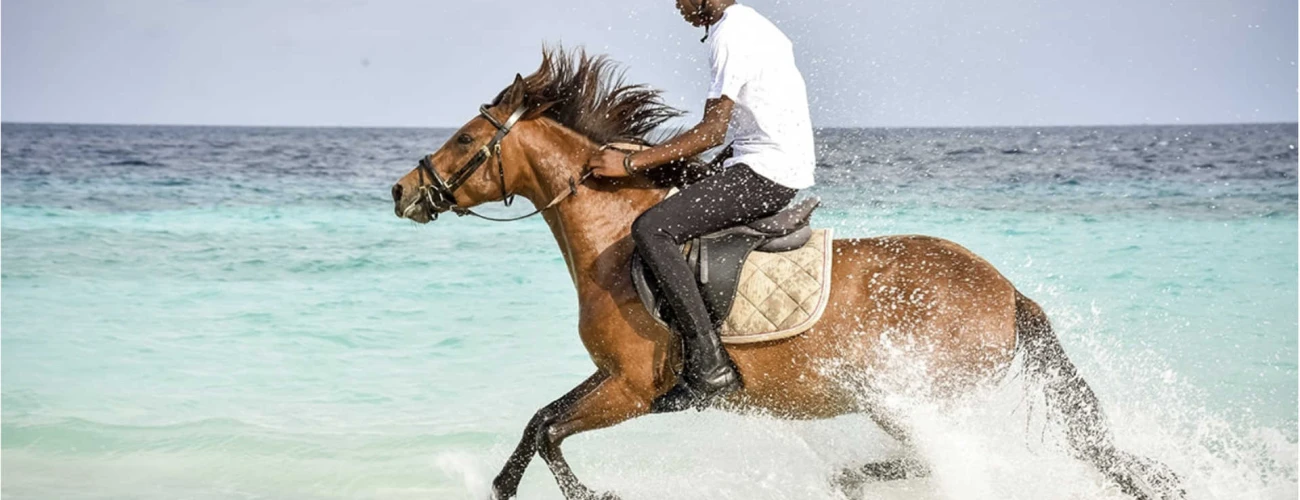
[586,0,815,411]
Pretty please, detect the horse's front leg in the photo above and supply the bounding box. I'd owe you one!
[491,372,605,499]
[534,375,652,500]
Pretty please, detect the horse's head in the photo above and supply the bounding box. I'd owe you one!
[391,74,555,223]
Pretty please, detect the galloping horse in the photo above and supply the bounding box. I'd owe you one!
[391,49,1181,500]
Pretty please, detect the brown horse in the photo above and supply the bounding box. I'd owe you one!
[391,49,1181,500]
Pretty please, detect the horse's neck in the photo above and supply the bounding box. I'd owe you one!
[523,123,667,294]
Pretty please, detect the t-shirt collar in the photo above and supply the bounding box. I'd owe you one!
[715,3,740,26]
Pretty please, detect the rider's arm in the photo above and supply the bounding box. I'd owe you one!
[625,97,733,173]
[586,97,732,178]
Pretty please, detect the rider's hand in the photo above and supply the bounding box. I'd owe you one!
[586,148,631,178]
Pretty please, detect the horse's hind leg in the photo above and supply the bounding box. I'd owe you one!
[1042,362,1184,499]
[1016,292,1185,500]
[1044,369,1184,499]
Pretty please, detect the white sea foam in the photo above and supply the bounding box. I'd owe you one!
[444,315,1295,500]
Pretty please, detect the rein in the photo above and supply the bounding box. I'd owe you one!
[413,103,589,223]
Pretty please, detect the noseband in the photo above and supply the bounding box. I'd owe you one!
[412,103,589,223]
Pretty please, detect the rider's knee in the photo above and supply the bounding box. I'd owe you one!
[630,212,654,246]
[631,211,670,248]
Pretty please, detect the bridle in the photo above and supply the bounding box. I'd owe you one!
[411,103,589,222]
[414,103,523,221]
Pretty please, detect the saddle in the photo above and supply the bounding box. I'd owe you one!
[631,196,834,344]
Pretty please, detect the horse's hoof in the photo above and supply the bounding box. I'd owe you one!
[489,484,512,500]
[832,468,867,497]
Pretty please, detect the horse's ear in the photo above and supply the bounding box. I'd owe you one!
[523,100,558,121]
[502,73,527,109]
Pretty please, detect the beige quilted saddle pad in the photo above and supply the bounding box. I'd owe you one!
[720,228,834,344]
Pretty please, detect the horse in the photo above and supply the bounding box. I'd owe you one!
[390,48,1181,500]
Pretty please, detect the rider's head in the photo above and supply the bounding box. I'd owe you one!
[675,0,732,27]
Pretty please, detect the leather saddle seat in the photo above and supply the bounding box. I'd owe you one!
[631,196,828,342]
[711,197,820,252]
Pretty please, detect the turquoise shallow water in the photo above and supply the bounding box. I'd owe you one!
[2,123,1297,499]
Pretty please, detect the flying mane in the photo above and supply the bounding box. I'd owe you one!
[491,47,683,145]
[492,47,713,185]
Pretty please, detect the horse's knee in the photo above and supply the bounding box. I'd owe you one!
[525,406,564,447]
[534,419,568,461]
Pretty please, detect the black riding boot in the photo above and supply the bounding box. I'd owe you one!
[651,323,742,412]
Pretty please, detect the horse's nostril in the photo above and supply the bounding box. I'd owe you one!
[392,184,403,203]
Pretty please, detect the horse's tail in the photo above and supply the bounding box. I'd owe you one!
[1015,291,1185,500]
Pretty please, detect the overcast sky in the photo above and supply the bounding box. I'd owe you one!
[3,0,1296,127]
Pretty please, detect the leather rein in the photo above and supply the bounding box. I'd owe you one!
[413,103,589,223]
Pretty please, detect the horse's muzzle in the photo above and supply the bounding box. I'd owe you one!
[392,183,433,223]
[392,183,411,218]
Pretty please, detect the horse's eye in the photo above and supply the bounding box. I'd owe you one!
[457,134,474,145]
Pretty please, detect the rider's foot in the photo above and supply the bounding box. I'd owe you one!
[651,363,741,412]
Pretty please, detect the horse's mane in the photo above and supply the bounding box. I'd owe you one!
[491,47,718,186]
[492,47,683,145]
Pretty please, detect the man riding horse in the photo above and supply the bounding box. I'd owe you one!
[388,1,1185,497]
[586,0,814,411]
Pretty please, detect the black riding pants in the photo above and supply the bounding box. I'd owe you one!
[632,164,797,342]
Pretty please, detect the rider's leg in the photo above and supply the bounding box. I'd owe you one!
[632,164,796,410]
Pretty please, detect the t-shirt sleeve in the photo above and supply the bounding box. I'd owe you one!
[707,34,748,100]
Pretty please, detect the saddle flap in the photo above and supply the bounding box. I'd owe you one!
[630,228,834,345]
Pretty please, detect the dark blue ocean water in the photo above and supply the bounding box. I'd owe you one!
[2,123,1296,499]
[3,123,1295,215]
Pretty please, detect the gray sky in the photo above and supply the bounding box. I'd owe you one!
[3,0,1296,127]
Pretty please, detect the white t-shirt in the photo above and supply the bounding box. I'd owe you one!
[707,4,816,189]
